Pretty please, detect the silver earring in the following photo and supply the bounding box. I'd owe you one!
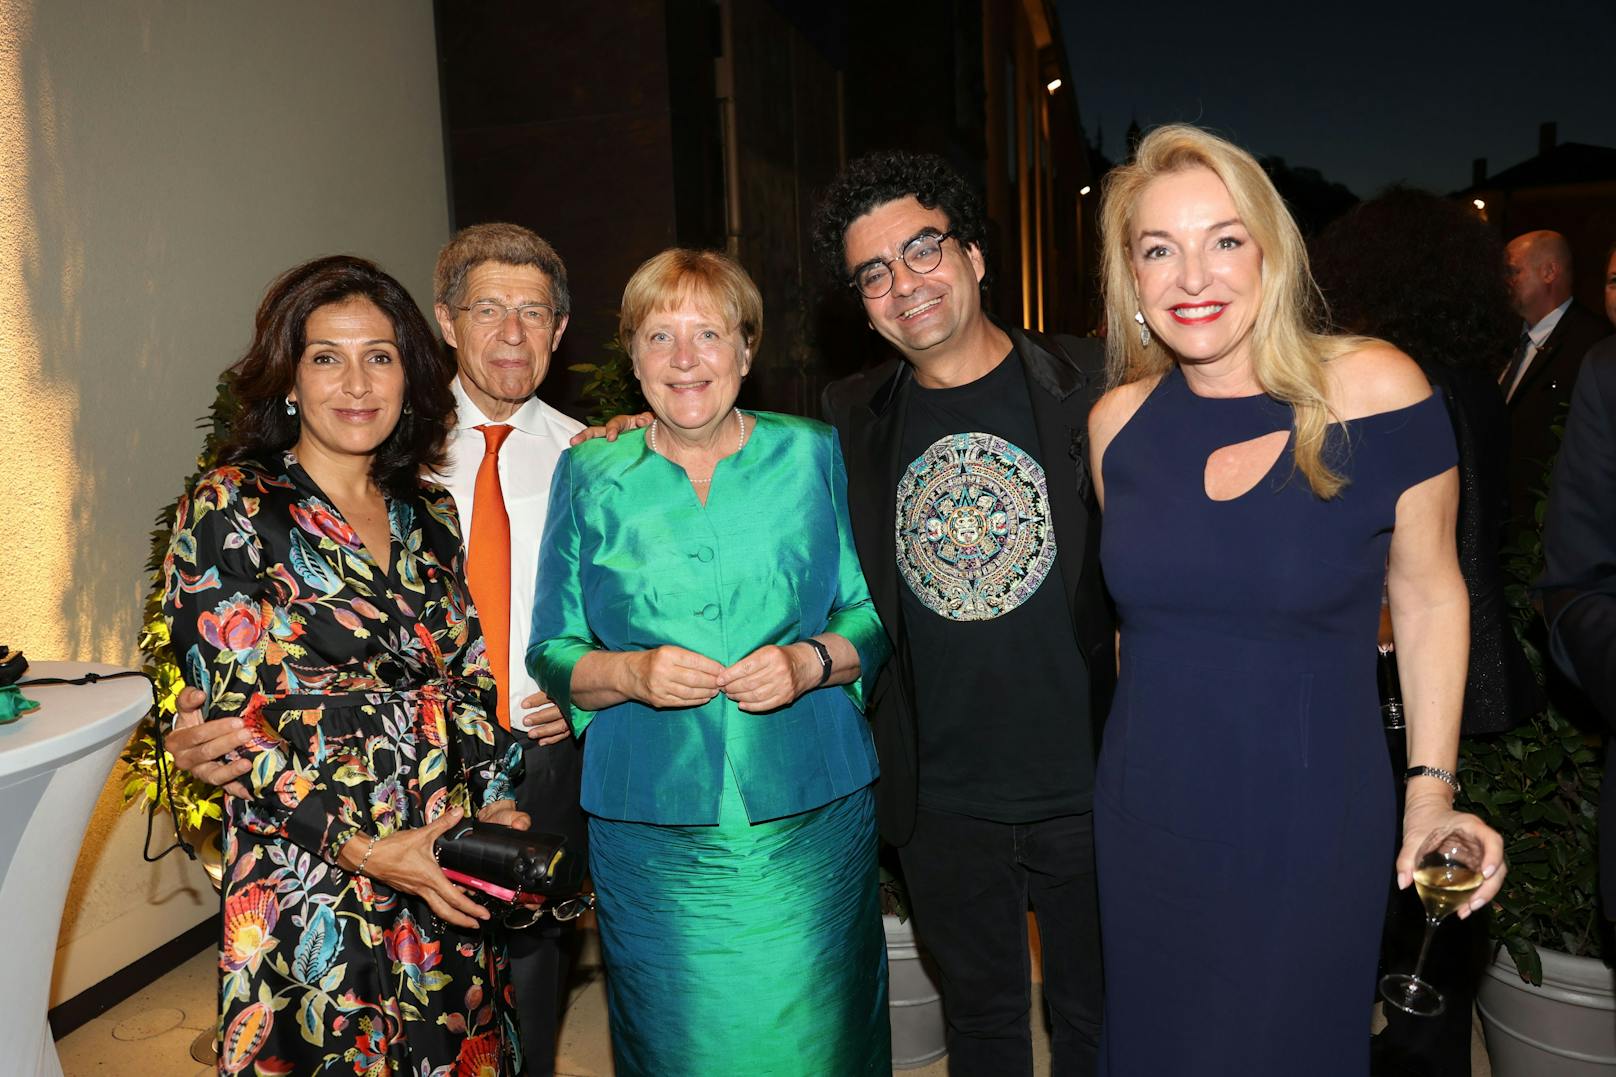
[284,395,297,416]
[1134,310,1151,347]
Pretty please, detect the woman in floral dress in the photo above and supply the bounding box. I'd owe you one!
[164,255,526,1075]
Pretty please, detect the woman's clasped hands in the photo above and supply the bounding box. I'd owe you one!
[624,643,819,712]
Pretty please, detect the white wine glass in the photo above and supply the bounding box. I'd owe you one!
[1379,829,1486,1017]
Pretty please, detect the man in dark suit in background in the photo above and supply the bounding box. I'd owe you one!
[815,151,1113,1077]
[1501,230,1610,527]
[1539,342,1616,912]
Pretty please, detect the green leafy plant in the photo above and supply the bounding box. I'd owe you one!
[119,377,237,829]
[1457,440,1603,985]
[568,337,646,428]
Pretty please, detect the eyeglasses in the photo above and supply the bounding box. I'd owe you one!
[456,300,560,328]
[849,231,956,299]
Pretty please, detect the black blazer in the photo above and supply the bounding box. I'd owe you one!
[822,326,1116,845]
[1538,342,1616,914]
[1507,302,1611,527]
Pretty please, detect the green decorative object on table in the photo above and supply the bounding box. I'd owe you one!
[0,686,39,724]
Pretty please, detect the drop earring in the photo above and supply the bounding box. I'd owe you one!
[285,395,298,416]
[1134,310,1151,347]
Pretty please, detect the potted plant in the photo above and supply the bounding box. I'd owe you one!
[1462,464,1613,1074]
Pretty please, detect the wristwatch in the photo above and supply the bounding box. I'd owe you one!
[1404,764,1461,796]
[801,638,833,688]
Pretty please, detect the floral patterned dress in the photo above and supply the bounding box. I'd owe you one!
[163,452,524,1076]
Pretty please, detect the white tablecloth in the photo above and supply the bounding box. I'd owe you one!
[0,661,152,1077]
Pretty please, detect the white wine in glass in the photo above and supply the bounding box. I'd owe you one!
[1380,829,1486,1017]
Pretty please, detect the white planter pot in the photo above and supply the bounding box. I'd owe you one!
[883,913,946,1069]
[1477,945,1616,1074]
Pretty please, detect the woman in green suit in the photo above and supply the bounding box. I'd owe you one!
[528,248,891,1075]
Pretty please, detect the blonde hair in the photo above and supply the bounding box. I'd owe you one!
[1098,124,1368,498]
[618,248,763,356]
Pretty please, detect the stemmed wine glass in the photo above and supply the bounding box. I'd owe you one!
[1379,829,1486,1017]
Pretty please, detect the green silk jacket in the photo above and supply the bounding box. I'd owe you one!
[528,411,889,825]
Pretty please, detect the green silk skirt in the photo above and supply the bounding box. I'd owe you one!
[588,765,888,1076]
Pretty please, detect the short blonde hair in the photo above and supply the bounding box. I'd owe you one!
[618,248,763,356]
[1098,124,1368,498]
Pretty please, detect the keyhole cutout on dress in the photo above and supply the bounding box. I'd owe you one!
[1203,430,1291,501]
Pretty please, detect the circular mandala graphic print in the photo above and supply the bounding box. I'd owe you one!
[895,432,1057,620]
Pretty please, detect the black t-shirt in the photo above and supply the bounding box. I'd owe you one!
[896,350,1093,821]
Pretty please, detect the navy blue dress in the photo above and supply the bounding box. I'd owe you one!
[1095,367,1456,1075]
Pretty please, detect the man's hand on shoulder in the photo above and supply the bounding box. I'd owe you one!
[167,686,253,798]
[568,412,653,446]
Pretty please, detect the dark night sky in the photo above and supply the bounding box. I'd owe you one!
[1058,0,1616,197]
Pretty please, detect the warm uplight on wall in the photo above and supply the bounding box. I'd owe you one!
[0,4,79,662]
[1080,185,1091,196]
[1472,198,1486,210]
[1045,78,1062,94]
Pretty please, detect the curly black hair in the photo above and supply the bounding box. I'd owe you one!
[220,255,456,499]
[810,150,987,288]
[1312,187,1515,373]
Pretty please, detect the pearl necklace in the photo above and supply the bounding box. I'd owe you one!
[648,410,747,485]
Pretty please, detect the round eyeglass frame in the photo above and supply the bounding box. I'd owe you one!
[849,231,957,299]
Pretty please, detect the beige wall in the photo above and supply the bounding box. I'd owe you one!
[0,0,452,1004]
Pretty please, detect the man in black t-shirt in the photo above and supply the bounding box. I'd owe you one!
[817,152,1114,1076]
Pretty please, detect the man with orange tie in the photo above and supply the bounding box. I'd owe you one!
[429,224,585,1077]
[165,223,584,1076]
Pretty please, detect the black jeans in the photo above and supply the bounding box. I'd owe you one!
[898,807,1102,1077]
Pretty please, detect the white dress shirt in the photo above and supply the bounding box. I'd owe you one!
[1505,297,1573,402]
[433,376,583,717]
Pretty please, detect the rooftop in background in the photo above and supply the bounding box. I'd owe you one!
[1464,142,1616,194]
[1459,123,1616,317]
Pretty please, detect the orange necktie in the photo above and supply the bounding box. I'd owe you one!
[466,424,514,729]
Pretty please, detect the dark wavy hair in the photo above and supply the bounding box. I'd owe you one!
[1312,187,1515,372]
[810,150,988,289]
[220,255,455,497]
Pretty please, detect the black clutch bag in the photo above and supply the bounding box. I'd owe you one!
[434,819,586,918]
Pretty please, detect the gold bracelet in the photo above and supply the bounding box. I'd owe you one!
[355,834,377,876]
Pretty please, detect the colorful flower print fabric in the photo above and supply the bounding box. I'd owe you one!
[164,453,524,1075]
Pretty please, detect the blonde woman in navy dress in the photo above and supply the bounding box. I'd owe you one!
[1085,125,1506,1074]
